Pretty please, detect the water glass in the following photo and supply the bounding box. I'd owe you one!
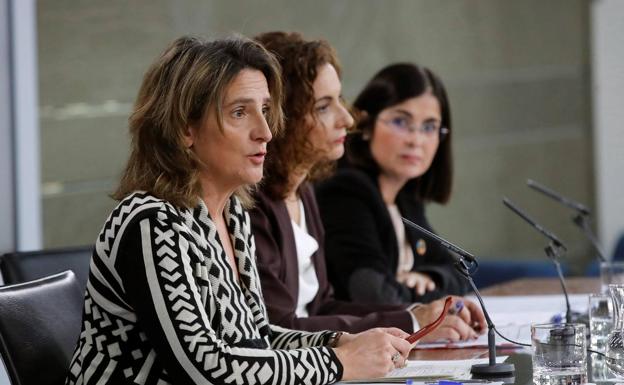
[606,284,624,378]
[588,293,614,352]
[531,323,587,385]
[600,261,624,294]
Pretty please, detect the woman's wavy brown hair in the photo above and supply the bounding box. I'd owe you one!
[113,35,283,208]
[254,31,343,200]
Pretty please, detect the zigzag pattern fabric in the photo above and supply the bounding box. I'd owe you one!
[66,192,343,385]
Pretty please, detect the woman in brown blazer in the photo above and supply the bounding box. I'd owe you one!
[250,31,486,342]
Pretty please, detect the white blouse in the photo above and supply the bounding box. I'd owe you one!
[291,199,320,317]
[387,203,415,276]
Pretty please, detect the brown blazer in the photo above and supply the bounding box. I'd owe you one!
[250,184,413,333]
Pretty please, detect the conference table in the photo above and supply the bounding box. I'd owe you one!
[405,277,609,385]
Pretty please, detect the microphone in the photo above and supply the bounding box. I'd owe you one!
[527,179,606,262]
[502,197,572,323]
[527,179,590,215]
[401,217,515,377]
[401,217,477,265]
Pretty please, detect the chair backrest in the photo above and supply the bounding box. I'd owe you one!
[0,271,83,385]
[0,245,92,292]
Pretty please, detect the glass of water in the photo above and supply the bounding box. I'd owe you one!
[600,261,624,294]
[588,293,614,352]
[531,323,587,385]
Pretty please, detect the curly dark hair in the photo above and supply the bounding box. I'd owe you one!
[254,31,343,199]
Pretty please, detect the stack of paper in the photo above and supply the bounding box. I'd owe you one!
[415,294,589,349]
[340,357,508,384]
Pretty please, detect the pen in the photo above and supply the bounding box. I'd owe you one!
[550,313,563,324]
[448,300,464,316]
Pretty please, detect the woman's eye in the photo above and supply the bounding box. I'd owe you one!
[315,104,330,113]
[422,122,439,133]
[262,106,270,117]
[232,108,245,118]
[391,117,409,128]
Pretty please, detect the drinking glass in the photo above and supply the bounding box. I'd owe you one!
[606,284,624,377]
[531,323,587,385]
[588,293,614,352]
[600,261,624,294]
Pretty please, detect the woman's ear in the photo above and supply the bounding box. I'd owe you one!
[182,125,195,148]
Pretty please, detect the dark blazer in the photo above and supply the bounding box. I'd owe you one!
[316,168,467,305]
[250,184,414,333]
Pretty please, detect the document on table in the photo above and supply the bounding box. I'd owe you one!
[415,294,589,349]
[339,357,508,384]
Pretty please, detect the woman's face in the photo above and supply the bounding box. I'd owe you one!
[369,92,442,184]
[306,63,354,162]
[185,68,273,191]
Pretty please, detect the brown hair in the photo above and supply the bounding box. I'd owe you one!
[254,31,343,199]
[113,35,283,208]
[348,63,453,203]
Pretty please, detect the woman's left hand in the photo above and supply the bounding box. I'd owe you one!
[397,271,436,295]
[336,327,409,347]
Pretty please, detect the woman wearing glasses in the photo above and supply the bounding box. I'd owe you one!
[249,35,483,343]
[317,63,467,310]
[65,37,415,385]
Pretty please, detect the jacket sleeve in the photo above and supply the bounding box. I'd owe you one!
[250,193,414,333]
[316,171,416,305]
[117,204,343,385]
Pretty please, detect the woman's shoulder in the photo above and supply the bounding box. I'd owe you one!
[116,191,171,216]
[317,168,376,189]
[102,192,179,236]
[317,168,377,195]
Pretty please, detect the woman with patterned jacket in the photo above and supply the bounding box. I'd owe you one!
[65,36,413,385]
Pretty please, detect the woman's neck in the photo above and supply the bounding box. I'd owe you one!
[199,178,235,220]
[284,169,308,202]
[377,173,408,205]
[284,170,308,225]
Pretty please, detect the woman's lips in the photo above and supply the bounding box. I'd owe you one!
[400,154,422,163]
[248,152,266,165]
[334,135,346,144]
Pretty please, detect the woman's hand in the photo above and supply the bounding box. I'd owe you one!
[333,328,413,381]
[397,271,436,295]
[410,296,486,342]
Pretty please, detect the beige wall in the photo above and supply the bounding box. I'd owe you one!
[37,0,594,269]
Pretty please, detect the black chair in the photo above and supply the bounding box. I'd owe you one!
[0,245,92,291]
[0,271,83,385]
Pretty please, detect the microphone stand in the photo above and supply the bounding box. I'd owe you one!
[502,197,572,324]
[544,241,572,323]
[572,214,606,263]
[527,179,606,262]
[401,218,515,377]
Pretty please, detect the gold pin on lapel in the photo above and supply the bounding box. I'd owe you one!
[416,238,427,256]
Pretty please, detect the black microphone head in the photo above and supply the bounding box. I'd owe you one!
[502,196,568,250]
[526,179,591,216]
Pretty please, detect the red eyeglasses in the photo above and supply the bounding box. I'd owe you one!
[406,296,453,344]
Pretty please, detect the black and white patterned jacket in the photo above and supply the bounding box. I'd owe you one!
[66,192,343,385]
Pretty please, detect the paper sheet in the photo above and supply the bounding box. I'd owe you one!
[340,357,508,384]
[415,294,589,349]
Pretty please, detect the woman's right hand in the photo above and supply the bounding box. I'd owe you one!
[333,328,413,381]
[397,271,436,295]
[410,296,485,342]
